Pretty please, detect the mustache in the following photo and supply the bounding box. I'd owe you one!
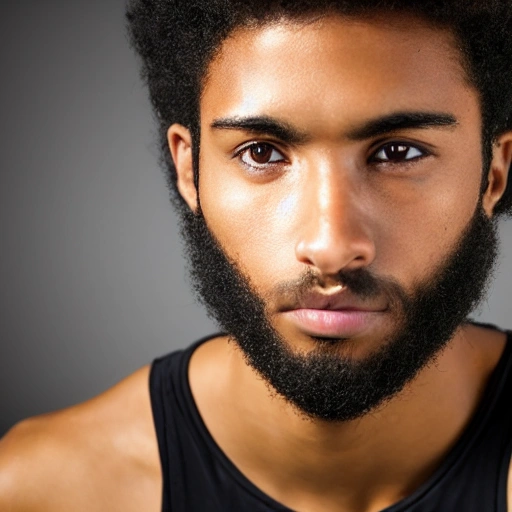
[273,267,408,308]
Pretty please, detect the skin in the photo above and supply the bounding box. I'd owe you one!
[1,13,512,512]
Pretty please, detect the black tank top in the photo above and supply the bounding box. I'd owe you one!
[149,330,512,511]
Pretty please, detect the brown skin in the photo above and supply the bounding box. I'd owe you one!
[0,366,161,512]
[1,13,512,512]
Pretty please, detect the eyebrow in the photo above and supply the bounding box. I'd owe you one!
[211,115,310,145]
[346,112,459,140]
[210,111,458,144]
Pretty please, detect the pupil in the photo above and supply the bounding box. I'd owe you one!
[251,144,272,164]
[387,145,408,160]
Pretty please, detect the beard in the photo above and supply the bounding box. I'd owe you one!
[180,200,499,422]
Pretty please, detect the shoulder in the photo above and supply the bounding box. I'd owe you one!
[0,365,161,512]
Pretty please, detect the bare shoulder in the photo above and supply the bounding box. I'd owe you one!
[0,366,162,512]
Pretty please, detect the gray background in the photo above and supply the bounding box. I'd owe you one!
[1,1,511,437]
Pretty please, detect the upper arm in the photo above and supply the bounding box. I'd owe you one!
[0,367,160,512]
[0,419,52,511]
[0,412,97,512]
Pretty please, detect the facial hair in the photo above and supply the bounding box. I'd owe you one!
[180,202,499,422]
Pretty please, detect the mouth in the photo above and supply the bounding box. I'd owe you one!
[280,289,387,338]
[281,308,386,338]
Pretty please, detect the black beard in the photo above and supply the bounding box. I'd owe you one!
[180,201,499,422]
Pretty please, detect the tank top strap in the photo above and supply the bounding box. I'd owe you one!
[149,334,222,512]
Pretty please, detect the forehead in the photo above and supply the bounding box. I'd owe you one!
[200,14,477,134]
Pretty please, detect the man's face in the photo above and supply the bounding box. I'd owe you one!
[177,15,500,420]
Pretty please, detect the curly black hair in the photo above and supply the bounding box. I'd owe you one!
[126,0,512,217]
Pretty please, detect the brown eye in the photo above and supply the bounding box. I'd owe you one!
[239,142,286,168]
[372,143,424,163]
[250,143,274,164]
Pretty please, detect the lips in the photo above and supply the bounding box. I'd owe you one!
[281,289,387,338]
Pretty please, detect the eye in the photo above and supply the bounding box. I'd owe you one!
[370,143,426,164]
[238,142,286,169]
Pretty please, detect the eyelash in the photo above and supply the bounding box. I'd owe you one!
[234,142,288,171]
[368,141,430,166]
[233,140,430,172]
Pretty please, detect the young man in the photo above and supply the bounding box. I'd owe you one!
[1,1,512,510]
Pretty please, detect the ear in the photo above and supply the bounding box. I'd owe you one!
[482,131,512,217]
[167,123,198,212]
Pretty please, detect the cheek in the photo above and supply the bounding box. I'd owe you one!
[374,173,482,289]
[198,162,299,288]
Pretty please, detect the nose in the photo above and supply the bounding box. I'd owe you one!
[294,163,376,278]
